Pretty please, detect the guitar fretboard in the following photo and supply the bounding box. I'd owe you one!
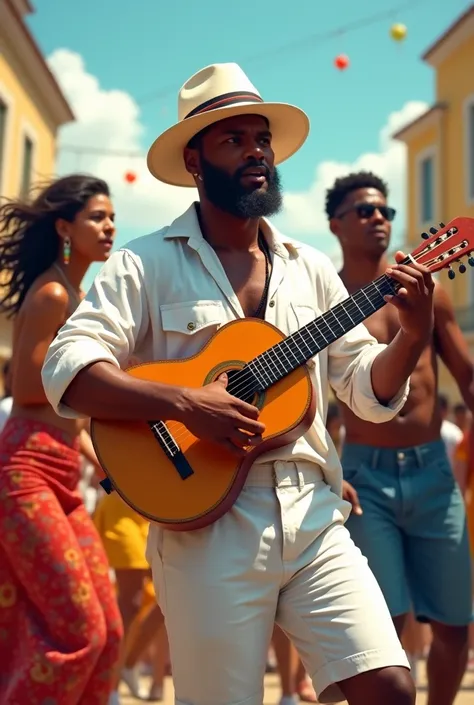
[227,269,401,399]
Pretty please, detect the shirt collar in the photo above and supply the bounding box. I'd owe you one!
[163,202,301,260]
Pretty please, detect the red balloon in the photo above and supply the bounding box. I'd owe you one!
[334,54,349,70]
[124,170,137,184]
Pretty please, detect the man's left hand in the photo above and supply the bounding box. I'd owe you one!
[384,250,434,342]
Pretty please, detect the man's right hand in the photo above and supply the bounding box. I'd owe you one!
[179,372,265,456]
[342,480,363,516]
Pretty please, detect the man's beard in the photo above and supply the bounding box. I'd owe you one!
[199,156,283,219]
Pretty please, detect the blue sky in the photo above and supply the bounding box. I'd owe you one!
[28,0,471,288]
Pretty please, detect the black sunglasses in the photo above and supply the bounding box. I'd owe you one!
[337,203,397,222]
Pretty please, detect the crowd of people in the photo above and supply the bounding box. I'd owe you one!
[0,61,473,705]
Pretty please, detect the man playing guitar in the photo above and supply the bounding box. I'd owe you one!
[43,64,436,705]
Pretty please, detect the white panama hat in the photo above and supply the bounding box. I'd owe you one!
[147,62,310,187]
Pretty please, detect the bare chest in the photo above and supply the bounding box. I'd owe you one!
[216,250,270,318]
[360,305,401,344]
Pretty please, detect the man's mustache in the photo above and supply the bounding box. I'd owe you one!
[234,161,272,181]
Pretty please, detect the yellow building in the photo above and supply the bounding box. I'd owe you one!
[393,4,474,403]
[0,0,74,363]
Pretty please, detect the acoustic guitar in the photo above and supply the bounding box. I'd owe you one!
[91,217,474,531]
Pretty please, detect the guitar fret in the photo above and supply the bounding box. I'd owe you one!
[274,342,293,371]
[325,309,346,335]
[334,303,355,329]
[356,290,375,313]
[292,335,305,359]
[250,355,275,386]
[351,296,365,317]
[283,338,305,366]
[304,325,319,349]
[313,318,330,344]
[267,346,287,377]
[296,330,314,357]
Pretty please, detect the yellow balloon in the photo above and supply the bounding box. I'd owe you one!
[390,23,407,41]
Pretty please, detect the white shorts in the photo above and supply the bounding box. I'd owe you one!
[147,460,409,705]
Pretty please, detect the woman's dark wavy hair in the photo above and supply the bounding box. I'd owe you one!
[0,174,110,318]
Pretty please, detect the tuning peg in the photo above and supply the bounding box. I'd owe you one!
[448,266,455,280]
[421,232,430,240]
[459,263,467,274]
[439,222,445,228]
[429,226,438,234]
[469,255,474,267]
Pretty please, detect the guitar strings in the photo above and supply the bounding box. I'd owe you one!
[154,249,448,450]
[204,249,448,405]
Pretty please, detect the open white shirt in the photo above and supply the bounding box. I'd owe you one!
[42,204,409,498]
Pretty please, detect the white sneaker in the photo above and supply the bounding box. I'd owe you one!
[148,683,164,701]
[121,666,147,699]
[279,696,299,705]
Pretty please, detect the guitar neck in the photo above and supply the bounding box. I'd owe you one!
[234,270,401,396]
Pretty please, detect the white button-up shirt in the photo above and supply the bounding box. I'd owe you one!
[42,204,408,497]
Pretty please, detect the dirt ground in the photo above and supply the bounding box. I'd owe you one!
[119,661,474,704]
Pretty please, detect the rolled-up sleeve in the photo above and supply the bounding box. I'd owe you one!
[42,249,148,419]
[324,260,409,423]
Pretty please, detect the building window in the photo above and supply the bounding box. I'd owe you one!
[416,146,436,227]
[0,100,6,190]
[466,97,474,203]
[419,154,435,224]
[20,136,34,198]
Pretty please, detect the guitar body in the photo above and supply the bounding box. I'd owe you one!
[90,318,315,531]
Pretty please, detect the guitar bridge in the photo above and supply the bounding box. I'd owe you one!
[148,421,194,480]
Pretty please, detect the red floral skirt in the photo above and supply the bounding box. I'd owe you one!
[0,418,123,704]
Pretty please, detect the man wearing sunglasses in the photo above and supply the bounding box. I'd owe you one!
[326,171,473,705]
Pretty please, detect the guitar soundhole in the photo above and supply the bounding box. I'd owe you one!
[226,368,264,409]
[204,361,264,408]
[226,368,254,403]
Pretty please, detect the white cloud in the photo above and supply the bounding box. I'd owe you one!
[48,49,428,265]
[48,49,196,232]
[275,100,429,266]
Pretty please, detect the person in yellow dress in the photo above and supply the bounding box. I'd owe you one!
[94,490,169,702]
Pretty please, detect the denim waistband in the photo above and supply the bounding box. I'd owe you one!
[341,439,446,469]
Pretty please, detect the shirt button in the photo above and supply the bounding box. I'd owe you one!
[269,300,275,307]
[187,322,196,331]
[397,451,405,460]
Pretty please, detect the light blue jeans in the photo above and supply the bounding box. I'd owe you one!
[342,440,472,625]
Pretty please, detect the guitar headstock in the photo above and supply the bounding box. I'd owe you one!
[411,217,474,279]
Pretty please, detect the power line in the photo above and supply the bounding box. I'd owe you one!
[59,0,426,160]
[60,145,144,158]
[134,0,426,106]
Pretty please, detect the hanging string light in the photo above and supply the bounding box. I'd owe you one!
[390,23,407,41]
[334,54,350,70]
[124,170,137,184]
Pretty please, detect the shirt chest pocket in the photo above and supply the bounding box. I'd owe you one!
[290,303,327,377]
[159,300,225,359]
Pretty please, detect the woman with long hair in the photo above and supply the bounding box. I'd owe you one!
[0,174,123,705]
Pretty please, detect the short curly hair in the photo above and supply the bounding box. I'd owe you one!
[325,171,389,219]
